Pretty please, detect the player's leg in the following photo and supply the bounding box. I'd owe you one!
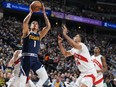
[6,77,15,87]
[21,57,30,76]
[31,61,48,87]
[80,84,88,87]
[94,75,104,87]
[8,76,24,87]
[95,80,104,87]
[26,79,36,87]
[80,78,92,87]
[19,74,27,87]
[20,57,31,87]
[73,75,83,87]
[80,74,95,87]
[35,66,48,87]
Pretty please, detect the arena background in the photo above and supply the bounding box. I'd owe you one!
[0,0,116,87]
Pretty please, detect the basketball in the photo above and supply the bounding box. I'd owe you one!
[30,1,42,12]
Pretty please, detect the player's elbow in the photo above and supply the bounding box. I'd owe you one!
[72,44,82,50]
[7,62,12,67]
[23,19,26,23]
[105,66,108,71]
[63,54,67,58]
[23,19,28,24]
[46,23,51,30]
[63,52,69,58]
[103,66,108,72]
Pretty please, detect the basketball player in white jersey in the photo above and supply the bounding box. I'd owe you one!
[92,47,107,87]
[7,50,36,87]
[58,25,97,87]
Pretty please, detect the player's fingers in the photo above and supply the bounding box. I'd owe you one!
[62,24,66,28]
[61,26,64,30]
[30,3,32,6]
[29,5,33,12]
[64,25,66,28]
[58,36,63,40]
[42,3,45,8]
[58,35,61,39]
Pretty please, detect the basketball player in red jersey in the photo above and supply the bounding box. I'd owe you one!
[58,25,97,87]
[7,50,36,87]
[92,47,107,87]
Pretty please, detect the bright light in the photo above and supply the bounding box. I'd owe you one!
[56,22,58,25]
[78,26,81,29]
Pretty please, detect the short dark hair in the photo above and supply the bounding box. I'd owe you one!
[31,21,38,25]
[95,46,101,51]
[95,46,102,53]
[78,34,84,42]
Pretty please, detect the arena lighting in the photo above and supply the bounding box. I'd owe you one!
[2,2,102,26]
[56,22,58,25]
[2,1,51,15]
[2,1,116,29]
[52,11,102,26]
[78,26,81,29]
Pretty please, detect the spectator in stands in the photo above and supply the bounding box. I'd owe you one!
[104,74,113,87]
[51,75,64,87]
[0,71,6,87]
[0,59,5,73]
[64,78,70,87]
[110,78,116,87]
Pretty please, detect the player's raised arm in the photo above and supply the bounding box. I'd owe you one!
[62,25,82,50]
[39,4,51,40]
[22,5,33,38]
[58,35,72,57]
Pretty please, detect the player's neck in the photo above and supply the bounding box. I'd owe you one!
[31,30,37,34]
[76,41,81,44]
[94,53,100,56]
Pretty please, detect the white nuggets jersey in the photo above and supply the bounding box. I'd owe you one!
[92,55,103,84]
[13,50,22,76]
[69,43,95,73]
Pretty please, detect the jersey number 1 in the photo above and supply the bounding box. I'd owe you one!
[34,41,36,47]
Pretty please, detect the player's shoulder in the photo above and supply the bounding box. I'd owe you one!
[91,55,95,57]
[79,42,84,45]
[15,50,22,52]
[22,32,31,38]
[91,55,94,60]
[79,42,87,49]
[79,42,86,47]
[100,55,105,59]
[99,54,103,58]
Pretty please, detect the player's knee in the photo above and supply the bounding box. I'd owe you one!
[36,67,48,82]
[41,72,48,83]
[44,73,48,81]
[80,83,88,87]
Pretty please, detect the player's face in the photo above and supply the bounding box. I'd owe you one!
[30,21,39,30]
[94,47,100,53]
[73,34,81,42]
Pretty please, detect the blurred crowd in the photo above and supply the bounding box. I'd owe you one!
[3,0,116,23]
[98,0,116,3]
[0,16,116,87]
